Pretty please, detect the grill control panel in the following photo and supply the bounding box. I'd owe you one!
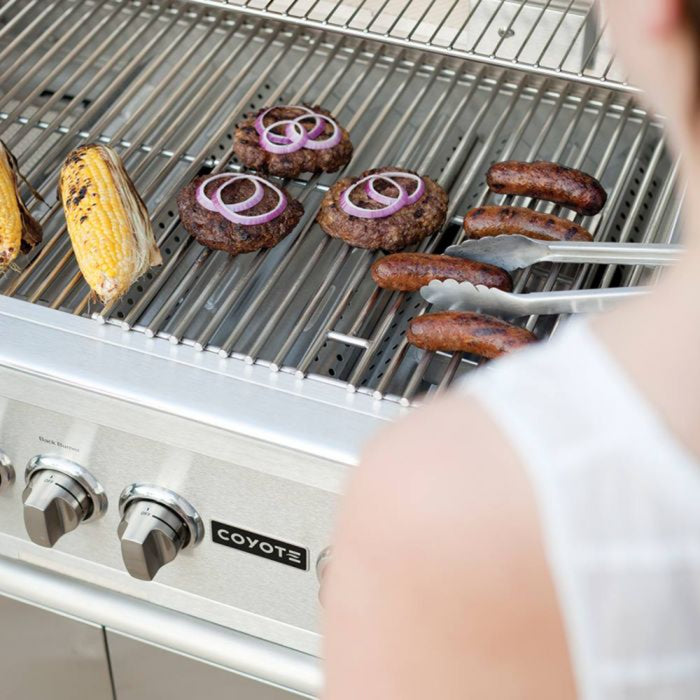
[0,395,337,656]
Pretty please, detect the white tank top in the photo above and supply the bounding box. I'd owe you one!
[460,320,700,700]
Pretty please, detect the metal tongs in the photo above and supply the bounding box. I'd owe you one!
[445,234,682,272]
[420,279,650,318]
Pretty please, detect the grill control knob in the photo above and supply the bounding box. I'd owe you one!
[22,455,107,548]
[0,450,15,493]
[118,484,204,581]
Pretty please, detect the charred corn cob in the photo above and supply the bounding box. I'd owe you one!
[0,141,42,271]
[58,144,162,304]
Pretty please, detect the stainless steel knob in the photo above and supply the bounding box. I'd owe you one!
[0,450,15,493]
[22,455,108,548]
[118,484,204,581]
[316,547,332,583]
[316,547,332,605]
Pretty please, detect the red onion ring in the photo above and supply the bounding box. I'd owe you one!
[340,172,426,219]
[365,172,425,206]
[254,105,315,144]
[260,120,308,154]
[196,174,264,213]
[304,115,341,151]
[295,113,326,140]
[196,173,287,226]
[254,105,342,154]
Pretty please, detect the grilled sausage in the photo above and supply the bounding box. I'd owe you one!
[371,253,513,293]
[407,311,537,358]
[463,205,593,242]
[487,161,608,216]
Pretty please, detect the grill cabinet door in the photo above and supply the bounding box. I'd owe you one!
[0,594,114,699]
[106,630,307,699]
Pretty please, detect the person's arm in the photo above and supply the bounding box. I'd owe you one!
[323,394,576,700]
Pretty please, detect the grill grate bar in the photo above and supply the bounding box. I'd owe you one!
[0,2,676,403]
[241,56,450,362]
[174,32,347,348]
[2,5,216,299]
[294,67,492,380]
[5,9,224,303]
[349,70,528,394]
[182,0,629,92]
[433,90,631,391]
[102,20,289,324]
[214,48,414,357]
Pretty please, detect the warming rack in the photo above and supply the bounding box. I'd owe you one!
[0,0,681,405]
[187,0,630,91]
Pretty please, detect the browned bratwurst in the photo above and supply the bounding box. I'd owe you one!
[463,205,593,242]
[487,161,608,216]
[407,311,538,359]
[371,253,512,293]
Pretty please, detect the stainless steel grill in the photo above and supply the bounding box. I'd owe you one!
[0,3,689,695]
[0,0,681,405]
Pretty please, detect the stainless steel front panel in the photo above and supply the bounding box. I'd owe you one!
[0,555,321,696]
[0,594,113,700]
[108,630,305,699]
[0,390,337,655]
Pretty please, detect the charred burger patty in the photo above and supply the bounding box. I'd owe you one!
[234,105,353,178]
[177,175,304,256]
[317,167,448,251]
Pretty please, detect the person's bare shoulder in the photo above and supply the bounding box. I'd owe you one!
[323,392,576,700]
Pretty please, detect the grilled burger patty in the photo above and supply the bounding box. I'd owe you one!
[177,175,304,255]
[317,167,448,251]
[234,105,353,178]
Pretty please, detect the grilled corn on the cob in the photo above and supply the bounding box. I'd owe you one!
[58,144,162,304]
[0,141,42,271]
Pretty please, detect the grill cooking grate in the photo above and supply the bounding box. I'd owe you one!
[187,0,627,91]
[0,0,681,404]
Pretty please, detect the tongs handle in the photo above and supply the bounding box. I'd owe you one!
[510,287,650,315]
[420,280,651,317]
[544,241,682,266]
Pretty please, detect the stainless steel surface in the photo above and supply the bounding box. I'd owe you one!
[422,278,648,316]
[0,1,684,693]
[0,449,15,493]
[0,296,398,467]
[23,468,92,547]
[26,453,109,520]
[446,235,683,271]
[108,630,305,698]
[120,483,206,546]
[0,0,679,404]
[187,0,627,91]
[315,546,331,583]
[0,592,114,700]
[118,484,205,580]
[0,556,321,697]
[0,361,344,655]
[119,501,189,580]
